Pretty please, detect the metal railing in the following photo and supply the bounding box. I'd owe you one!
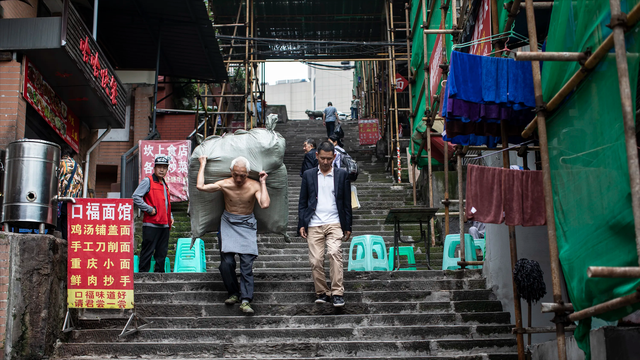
[120,130,158,199]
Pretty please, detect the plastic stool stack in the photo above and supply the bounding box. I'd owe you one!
[388,246,417,271]
[174,238,207,273]
[348,235,389,271]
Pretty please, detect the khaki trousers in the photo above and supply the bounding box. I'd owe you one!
[307,223,344,296]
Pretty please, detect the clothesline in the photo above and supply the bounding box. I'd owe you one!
[452,22,540,51]
[464,139,536,160]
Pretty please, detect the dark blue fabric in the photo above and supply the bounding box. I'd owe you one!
[508,60,536,109]
[448,51,484,103]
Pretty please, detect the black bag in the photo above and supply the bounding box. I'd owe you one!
[337,148,358,182]
[334,122,345,139]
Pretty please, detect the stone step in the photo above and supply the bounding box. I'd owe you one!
[62,356,517,360]
[133,279,487,293]
[69,324,515,343]
[57,339,517,358]
[133,270,481,283]
[133,289,493,304]
[76,312,512,330]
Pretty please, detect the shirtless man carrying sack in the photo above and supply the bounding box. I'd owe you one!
[196,156,270,314]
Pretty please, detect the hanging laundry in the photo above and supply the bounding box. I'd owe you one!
[441,51,536,148]
[521,170,546,226]
[465,165,504,224]
[466,164,546,226]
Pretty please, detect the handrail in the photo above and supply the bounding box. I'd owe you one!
[120,130,158,198]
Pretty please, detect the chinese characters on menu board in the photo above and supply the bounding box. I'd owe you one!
[67,199,134,309]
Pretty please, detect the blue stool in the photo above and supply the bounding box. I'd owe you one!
[174,238,207,273]
[388,246,416,271]
[348,235,389,271]
[442,234,479,270]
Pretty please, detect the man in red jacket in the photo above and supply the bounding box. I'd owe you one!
[133,155,174,272]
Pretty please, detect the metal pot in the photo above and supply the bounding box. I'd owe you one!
[2,139,61,228]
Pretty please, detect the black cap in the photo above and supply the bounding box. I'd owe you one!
[155,155,170,165]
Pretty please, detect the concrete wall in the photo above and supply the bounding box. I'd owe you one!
[265,81,311,120]
[481,151,568,345]
[312,63,354,115]
[2,233,67,359]
[531,327,640,360]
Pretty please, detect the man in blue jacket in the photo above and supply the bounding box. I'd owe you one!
[298,141,352,307]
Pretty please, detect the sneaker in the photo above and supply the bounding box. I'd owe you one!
[315,294,331,304]
[332,295,345,307]
[224,295,240,305]
[239,302,254,314]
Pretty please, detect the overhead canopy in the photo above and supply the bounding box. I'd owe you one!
[209,0,395,60]
[96,0,227,82]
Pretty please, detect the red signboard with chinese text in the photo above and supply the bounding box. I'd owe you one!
[67,199,134,309]
[429,34,444,107]
[395,73,408,92]
[139,140,191,202]
[470,0,492,56]
[358,119,381,145]
[78,36,119,106]
[23,57,80,153]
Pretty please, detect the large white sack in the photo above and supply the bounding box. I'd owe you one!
[188,128,288,237]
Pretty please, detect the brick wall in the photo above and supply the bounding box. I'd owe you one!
[0,237,9,358]
[133,85,153,143]
[157,113,196,141]
[0,59,26,150]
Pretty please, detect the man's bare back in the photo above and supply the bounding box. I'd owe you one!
[196,156,270,215]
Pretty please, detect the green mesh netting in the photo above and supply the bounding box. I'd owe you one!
[543,1,640,358]
[410,0,453,168]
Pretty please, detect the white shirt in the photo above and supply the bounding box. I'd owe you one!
[309,167,341,227]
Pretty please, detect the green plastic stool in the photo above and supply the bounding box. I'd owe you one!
[134,256,170,273]
[174,238,207,273]
[348,235,389,271]
[442,234,479,270]
[388,246,416,271]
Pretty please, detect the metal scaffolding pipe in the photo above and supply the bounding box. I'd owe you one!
[524,1,567,359]
[588,266,640,278]
[514,52,588,62]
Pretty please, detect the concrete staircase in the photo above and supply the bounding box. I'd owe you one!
[55,119,517,359]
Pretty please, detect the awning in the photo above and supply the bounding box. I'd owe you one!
[209,0,390,60]
[96,0,227,82]
[0,5,127,129]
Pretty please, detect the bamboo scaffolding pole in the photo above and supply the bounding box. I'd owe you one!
[609,0,640,264]
[514,52,589,62]
[567,288,640,322]
[501,120,525,360]
[390,0,402,183]
[405,2,417,204]
[588,267,640,278]
[541,302,574,313]
[243,0,250,130]
[423,29,461,34]
[521,1,640,138]
[512,326,576,334]
[224,58,393,63]
[456,150,465,268]
[523,1,567,360]
[249,0,256,130]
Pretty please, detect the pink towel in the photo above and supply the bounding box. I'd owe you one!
[465,165,504,224]
[466,165,546,226]
[503,169,523,226]
[522,170,546,226]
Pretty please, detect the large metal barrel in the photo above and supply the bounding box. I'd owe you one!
[2,139,61,227]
